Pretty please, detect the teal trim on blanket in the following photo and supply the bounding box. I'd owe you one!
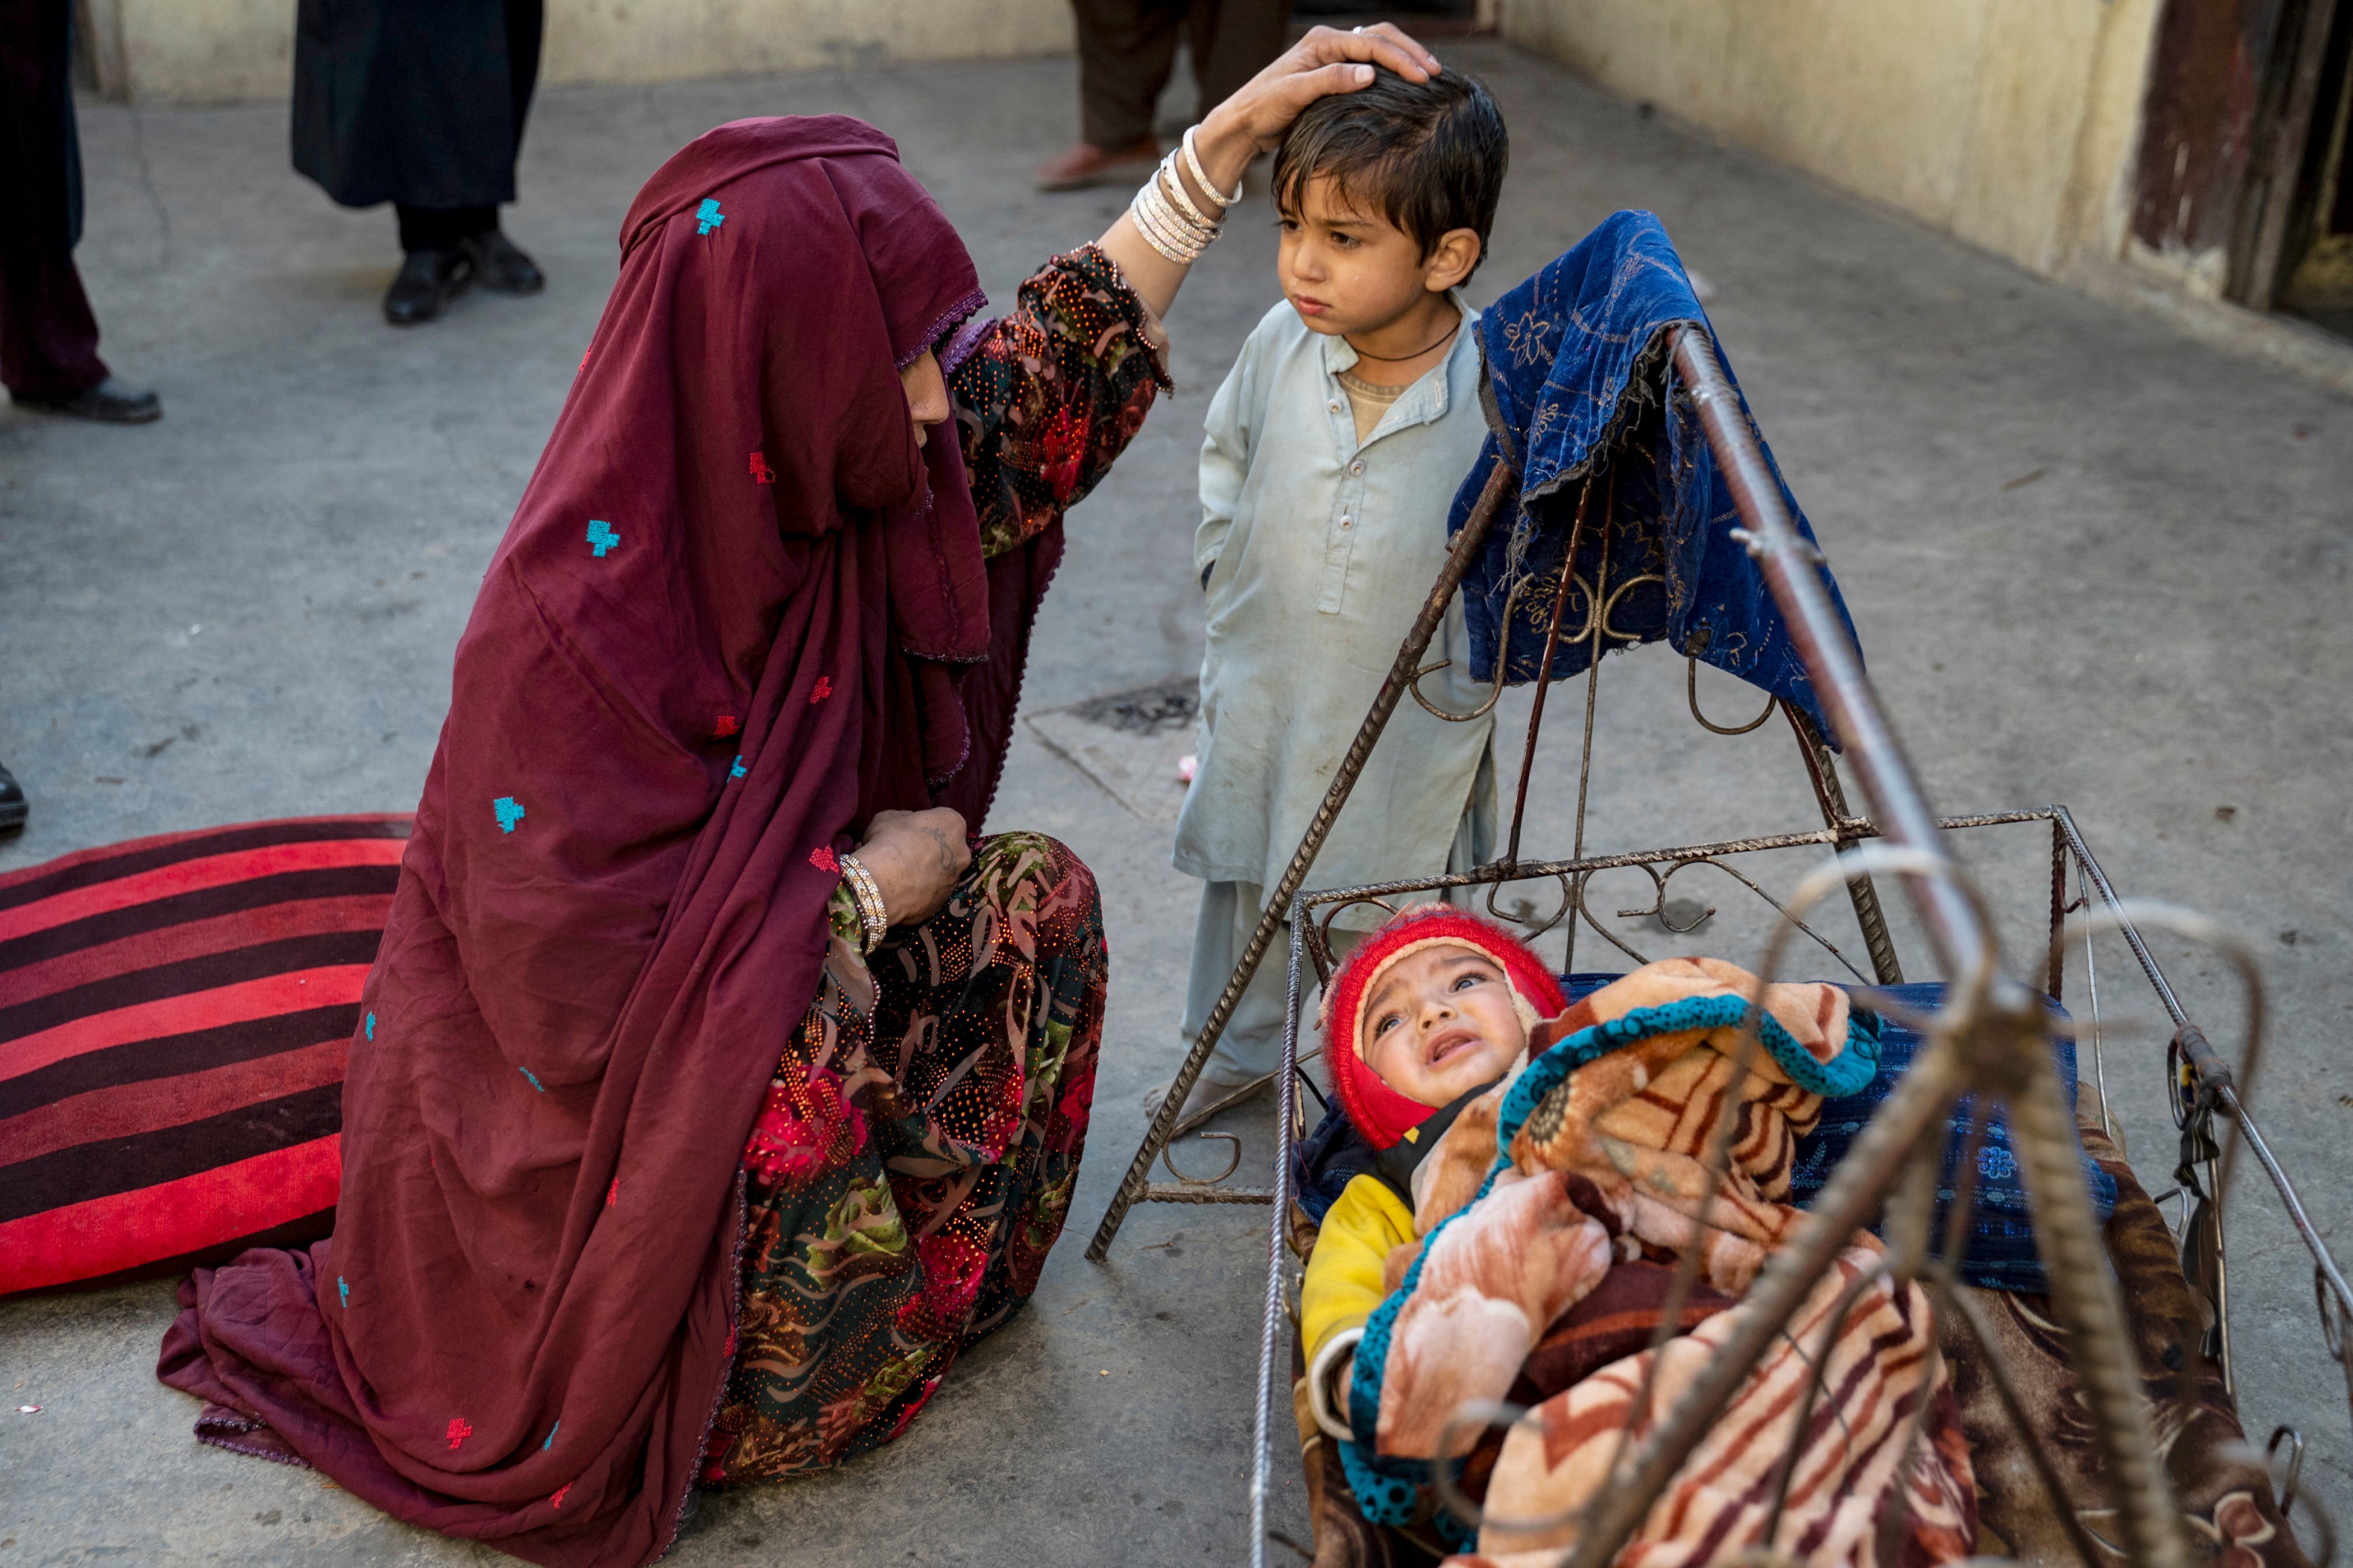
[1346,1163,1502,1508]
[1345,1151,1511,1517]
[1497,994,1881,1150]
[1337,1437,1423,1527]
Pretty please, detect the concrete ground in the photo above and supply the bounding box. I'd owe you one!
[5,36,2352,1566]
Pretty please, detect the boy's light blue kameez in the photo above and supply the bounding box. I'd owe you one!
[1174,296,1498,1076]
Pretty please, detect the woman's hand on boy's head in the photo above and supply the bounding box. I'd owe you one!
[1199,24,1441,169]
[1099,25,1435,319]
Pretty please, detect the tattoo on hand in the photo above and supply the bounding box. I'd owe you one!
[921,826,954,878]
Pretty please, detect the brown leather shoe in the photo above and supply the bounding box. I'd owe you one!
[1034,137,1160,192]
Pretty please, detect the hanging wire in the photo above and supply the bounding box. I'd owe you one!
[2080,859,2115,1141]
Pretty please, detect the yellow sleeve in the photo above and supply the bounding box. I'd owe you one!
[1302,1174,1417,1363]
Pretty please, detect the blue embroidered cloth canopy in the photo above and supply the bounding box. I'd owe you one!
[1447,210,1860,745]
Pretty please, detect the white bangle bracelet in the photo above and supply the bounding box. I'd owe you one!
[1127,196,1189,264]
[1131,183,1181,256]
[1155,166,1222,251]
[1128,170,1219,265]
[1182,125,1243,211]
[1156,150,1219,231]
[1146,168,1214,244]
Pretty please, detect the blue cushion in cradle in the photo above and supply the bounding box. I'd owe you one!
[1791,980,2117,1294]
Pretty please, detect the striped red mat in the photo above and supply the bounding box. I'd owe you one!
[0,815,408,1298]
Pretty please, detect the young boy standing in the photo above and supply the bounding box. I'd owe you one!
[1162,70,1510,1125]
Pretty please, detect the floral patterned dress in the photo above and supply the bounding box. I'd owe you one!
[702,246,1168,1483]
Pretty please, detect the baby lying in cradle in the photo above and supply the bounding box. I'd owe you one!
[1299,904,1978,1565]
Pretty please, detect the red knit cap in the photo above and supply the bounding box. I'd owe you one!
[1321,904,1567,1150]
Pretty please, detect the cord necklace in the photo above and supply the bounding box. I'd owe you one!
[1343,318,1461,363]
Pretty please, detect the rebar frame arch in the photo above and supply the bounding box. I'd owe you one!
[1229,327,2353,1566]
[1534,331,2181,1568]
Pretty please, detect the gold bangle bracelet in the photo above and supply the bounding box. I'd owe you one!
[837,854,888,954]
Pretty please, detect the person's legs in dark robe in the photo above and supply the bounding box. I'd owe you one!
[350,0,544,324]
[458,0,543,294]
[385,198,545,325]
[395,203,501,251]
[1039,0,1285,191]
[0,0,158,422]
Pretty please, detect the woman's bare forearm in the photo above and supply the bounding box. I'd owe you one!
[1095,110,1256,320]
[1088,24,1441,322]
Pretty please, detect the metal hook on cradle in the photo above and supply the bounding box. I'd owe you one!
[1161,1131,1243,1187]
[1481,867,1575,938]
[1405,572,1529,723]
[1687,655,1777,734]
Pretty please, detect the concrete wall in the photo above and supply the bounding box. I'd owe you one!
[79,0,2156,286]
[76,0,1076,105]
[1496,0,2165,282]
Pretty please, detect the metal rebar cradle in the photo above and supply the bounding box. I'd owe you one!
[1085,318,2353,1565]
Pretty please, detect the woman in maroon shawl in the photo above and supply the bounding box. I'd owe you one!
[157,25,1441,1568]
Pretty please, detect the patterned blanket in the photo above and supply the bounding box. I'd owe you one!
[1461,1243,1973,1566]
[1293,970,2315,1566]
[1947,1117,2312,1567]
[1329,958,1976,1562]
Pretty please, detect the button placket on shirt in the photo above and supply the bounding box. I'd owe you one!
[1315,323,1461,615]
[1318,371,1367,614]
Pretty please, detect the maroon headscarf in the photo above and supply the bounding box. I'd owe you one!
[162,118,1003,1567]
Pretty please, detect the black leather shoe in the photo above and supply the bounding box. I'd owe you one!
[384,247,474,325]
[461,229,545,294]
[0,761,26,833]
[13,376,162,423]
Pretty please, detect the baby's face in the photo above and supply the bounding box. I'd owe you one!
[1362,943,1528,1109]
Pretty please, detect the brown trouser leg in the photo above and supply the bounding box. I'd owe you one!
[1185,0,1290,121]
[0,0,108,400]
[1074,0,1290,152]
[1075,0,1183,150]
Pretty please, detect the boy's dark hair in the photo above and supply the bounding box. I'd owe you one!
[1271,68,1508,278]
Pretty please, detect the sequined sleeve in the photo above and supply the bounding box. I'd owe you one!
[949,244,1174,559]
